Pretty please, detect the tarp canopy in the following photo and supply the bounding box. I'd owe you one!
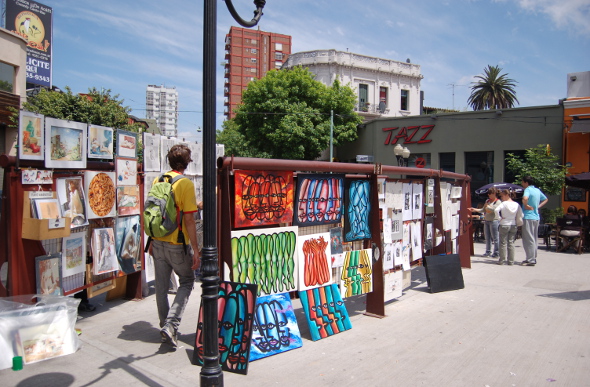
[565,172,590,189]
[475,182,523,196]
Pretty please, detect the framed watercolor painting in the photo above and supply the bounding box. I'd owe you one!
[19,111,44,160]
[116,129,138,158]
[88,124,114,159]
[116,185,141,216]
[56,176,89,228]
[84,171,116,219]
[115,215,141,274]
[33,198,61,219]
[116,157,138,186]
[35,253,63,296]
[44,118,87,169]
[62,232,87,277]
[22,169,53,185]
[91,227,119,275]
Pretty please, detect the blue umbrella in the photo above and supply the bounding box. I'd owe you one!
[475,182,523,196]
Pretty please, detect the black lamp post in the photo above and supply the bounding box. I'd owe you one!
[200,1,267,386]
[393,143,411,167]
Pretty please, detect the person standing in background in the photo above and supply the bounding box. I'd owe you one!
[468,187,502,258]
[520,176,548,266]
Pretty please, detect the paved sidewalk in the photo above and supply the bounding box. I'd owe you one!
[2,239,589,386]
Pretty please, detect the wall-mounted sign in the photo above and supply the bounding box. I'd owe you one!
[383,125,435,145]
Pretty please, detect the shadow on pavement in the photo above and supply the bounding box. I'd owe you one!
[538,290,590,301]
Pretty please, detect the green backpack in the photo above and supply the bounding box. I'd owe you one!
[143,174,186,240]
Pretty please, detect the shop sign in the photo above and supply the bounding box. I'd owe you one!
[382,125,435,145]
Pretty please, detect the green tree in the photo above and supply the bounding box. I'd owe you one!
[467,65,519,110]
[231,67,362,160]
[505,144,568,196]
[22,86,142,132]
[216,119,270,158]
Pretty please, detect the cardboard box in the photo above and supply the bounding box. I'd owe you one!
[22,192,71,240]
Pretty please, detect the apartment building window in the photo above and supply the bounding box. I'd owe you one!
[379,87,388,113]
[358,84,368,109]
[251,48,257,54]
[275,43,283,51]
[274,52,283,60]
[439,153,455,173]
[250,58,257,63]
[400,90,409,111]
[275,62,282,69]
[250,68,257,73]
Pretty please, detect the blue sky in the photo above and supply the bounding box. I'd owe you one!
[13,0,590,141]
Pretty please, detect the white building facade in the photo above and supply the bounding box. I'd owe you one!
[283,49,423,120]
[146,85,178,137]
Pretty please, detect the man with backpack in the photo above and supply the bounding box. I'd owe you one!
[145,144,200,348]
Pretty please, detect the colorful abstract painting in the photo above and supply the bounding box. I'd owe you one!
[299,284,352,341]
[340,249,373,298]
[297,232,332,291]
[344,179,372,241]
[194,281,258,375]
[294,174,344,226]
[231,226,298,296]
[249,293,302,361]
[234,170,294,228]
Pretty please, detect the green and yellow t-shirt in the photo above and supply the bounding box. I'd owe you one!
[153,171,197,245]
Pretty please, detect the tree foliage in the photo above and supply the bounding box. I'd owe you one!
[227,67,362,160]
[468,65,519,110]
[22,86,142,132]
[505,144,568,196]
[216,119,270,158]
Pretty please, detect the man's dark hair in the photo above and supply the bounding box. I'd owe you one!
[167,144,192,171]
[522,175,535,185]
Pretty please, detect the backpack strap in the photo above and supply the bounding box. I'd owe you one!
[166,174,189,250]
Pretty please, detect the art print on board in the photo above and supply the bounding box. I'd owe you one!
[17,317,77,364]
[411,221,423,261]
[297,232,332,291]
[412,183,423,220]
[116,129,137,158]
[33,198,61,219]
[402,183,413,221]
[35,254,62,296]
[56,176,88,228]
[383,243,394,271]
[45,118,87,169]
[194,281,258,375]
[344,179,371,242]
[19,111,44,160]
[22,169,53,185]
[116,157,138,186]
[61,232,86,277]
[91,227,118,275]
[330,227,344,255]
[117,185,141,216]
[143,133,161,172]
[231,226,298,296]
[84,171,116,219]
[249,293,303,361]
[88,124,113,159]
[115,215,141,274]
[185,142,202,176]
[384,270,403,302]
[294,174,344,227]
[299,284,352,341]
[234,170,294,228]
[390,208,403,241]
[340,249,373,298]
[160,137,177,172]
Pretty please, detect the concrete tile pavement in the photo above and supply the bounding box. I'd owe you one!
[2,239,590,386]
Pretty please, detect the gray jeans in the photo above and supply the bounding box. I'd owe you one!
[484,220,500,255]
[499,225,517,263]
[152,239,195,331]
[522,219,539,262]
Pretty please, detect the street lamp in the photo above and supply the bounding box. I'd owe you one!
[393,144,411,167]
[201,1,267,386]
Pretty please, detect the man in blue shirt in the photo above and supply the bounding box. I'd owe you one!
[521,176,548,266]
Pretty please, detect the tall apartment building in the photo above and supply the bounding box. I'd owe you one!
[146,85,178,137]
[224,26,292,119]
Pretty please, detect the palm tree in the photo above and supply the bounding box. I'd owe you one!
[467,65,519,110]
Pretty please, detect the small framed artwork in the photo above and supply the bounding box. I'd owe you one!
[115,215,141,274]
[84,171,117,219]
[62,232,87,277]
[116,129,138,158]
[88,124,114,159]
[44,118,87,169]
[33,198,61,219]
[19,111,44,160]
[92,227,119,275]
[116,157,138,186]
[143,133,161,172]
[56,176,89,228]
[87,279,115,298]
[22,169,53,185]
[117,185,141,216]
[565,186,586,202]
[35,253,63,296]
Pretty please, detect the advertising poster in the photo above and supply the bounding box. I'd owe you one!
[5,0,53,87]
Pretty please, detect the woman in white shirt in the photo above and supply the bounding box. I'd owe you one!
[494,189,523,265]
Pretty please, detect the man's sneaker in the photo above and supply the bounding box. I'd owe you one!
[482,252,491,257]
[491,253,499,258]
[160,324,178,348]
[521,260,536,266]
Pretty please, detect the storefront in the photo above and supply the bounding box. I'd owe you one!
[337,104,564,205]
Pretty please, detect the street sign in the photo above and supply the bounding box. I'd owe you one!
[415,157,426,168]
